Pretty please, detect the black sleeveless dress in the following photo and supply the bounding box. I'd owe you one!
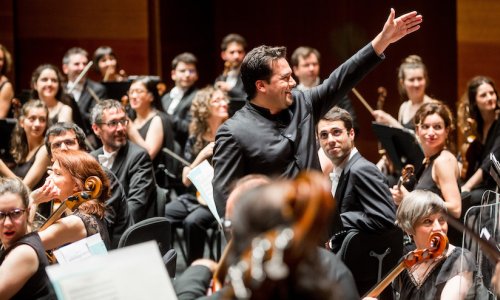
[0,232,56,299]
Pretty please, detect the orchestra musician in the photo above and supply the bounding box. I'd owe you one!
[164,86,229,265]
[459,76,500,213]
[35,150,111,249]
[125,76,176,188]
[0,100,50,190]
[212,8,423,218]
[160,52,200,151]
[372,55,435,131]
[31,64,73,124]
[0,44,14,118]
[62,47,107,138]
[92,46,126,82]
[391,102,463,245]
[214,33,248,108]
[393,190,474,299]
[175,171,362,300]
[0,177,56,300]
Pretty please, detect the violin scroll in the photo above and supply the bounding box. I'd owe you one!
[403,231,448,269]
[397,164,415,189]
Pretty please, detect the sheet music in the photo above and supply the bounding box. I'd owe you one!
[53,233,108,264]
[187,160,221,224]
[46,241,177,300]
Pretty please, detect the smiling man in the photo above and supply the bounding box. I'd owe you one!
[212,9,423,217]
[90,100,156,223]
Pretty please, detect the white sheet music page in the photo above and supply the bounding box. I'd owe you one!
[187,159,221,224]
[46,241,177,300]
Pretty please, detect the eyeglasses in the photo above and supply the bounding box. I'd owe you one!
[50,138,78,150]
[318,128,347,140]
[98,119,129,129]
[0,208,26,223]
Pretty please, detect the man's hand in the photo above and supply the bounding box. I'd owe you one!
[372,8,423,55]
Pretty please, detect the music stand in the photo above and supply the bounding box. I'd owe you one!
[101,80,132,101]
[489,153,500,189]
[371,122,424,172]
[0,118,16,163]
[229,97,246,116]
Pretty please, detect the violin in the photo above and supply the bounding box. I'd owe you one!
[38,176,102,263]
[397,164,414,190]
[364,231,449,298]
[222,61,237,77]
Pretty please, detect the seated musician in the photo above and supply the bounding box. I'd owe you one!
[175,171,362,300]
[0,177,56,299]
[393,190,475,299]
[391,102,462,244]
[125,76,176,188]
[35,150,111,249]
[0,100,51,190]
[164,86,229,265]
[458,76,500,213]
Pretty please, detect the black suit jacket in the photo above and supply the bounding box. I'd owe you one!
[77,79,106,132]
[161,86,198,148]
[103,168,133,249]
[332,152,396,236]
[212,43,383,217]
[92,142,156,223]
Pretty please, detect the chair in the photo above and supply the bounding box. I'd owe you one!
[117,217,171,257]
[163,248,177,278]
[338,227,403,300]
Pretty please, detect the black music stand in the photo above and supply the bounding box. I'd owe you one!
[489,153,500,189]
[0,118,16,163]
[101,80,132,101]
[371,122,424,172]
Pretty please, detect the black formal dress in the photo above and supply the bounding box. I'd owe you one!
[0,232,56,300]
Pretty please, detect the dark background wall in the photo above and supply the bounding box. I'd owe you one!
[1,0,497,162]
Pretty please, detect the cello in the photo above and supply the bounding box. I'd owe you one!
[364,231,449,298]
[38,176,102,263]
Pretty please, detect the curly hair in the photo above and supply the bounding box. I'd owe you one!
[52,150,110,219]
[10,100,49,164]
[414,101,456,154]
[189,86,225,155]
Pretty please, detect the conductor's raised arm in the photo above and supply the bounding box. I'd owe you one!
[371,8,423,55]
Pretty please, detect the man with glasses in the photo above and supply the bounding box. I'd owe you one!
[30,122,133,248]
[90,99,157,223]
[161,52,199,150]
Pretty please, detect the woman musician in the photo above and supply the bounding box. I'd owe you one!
[164,86,229,265]
[391,102,463,245]
[31,150,111,249]
[0,177,56,299]
[372,55,435,131]
[458,76,500,213]
[393,190,474,299]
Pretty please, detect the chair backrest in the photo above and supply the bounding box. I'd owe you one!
[338,227,403,299]
[117,217,171,256]
[163,248,177,278]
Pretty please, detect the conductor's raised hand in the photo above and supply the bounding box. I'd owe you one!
[372,8,423,55]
